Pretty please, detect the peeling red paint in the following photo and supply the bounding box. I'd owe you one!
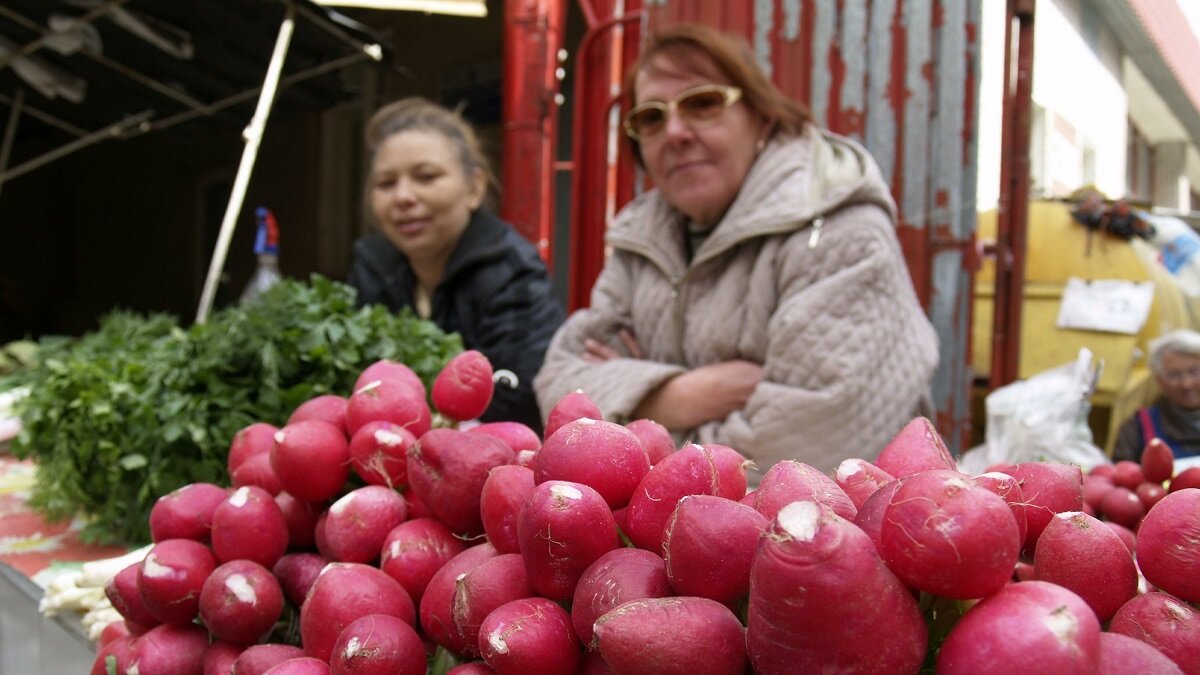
[932,0,944,28]
[963,21,978,169]
[888,0,908,216]
[826,36,847,133]
[936,188,949,208]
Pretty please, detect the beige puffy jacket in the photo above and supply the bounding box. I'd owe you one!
[534,128,939,475]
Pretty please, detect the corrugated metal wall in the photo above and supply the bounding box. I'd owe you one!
[567,0,981,450]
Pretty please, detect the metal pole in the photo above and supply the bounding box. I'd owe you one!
[0,89,24,202]
[195,5,296,324]
[0,0,134,71]
[990,0,1035,388]
[0,109,152,185]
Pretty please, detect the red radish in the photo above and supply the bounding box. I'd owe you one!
[1013,560,1036,582]
[355,359,426,397]
[702,443,752,499]
[403,489,432,520]
[834,458,895,509]
[1135,488,1200,602]
[211,485,289,567]
[231,451,286,496]
[322,485,408,564]
[98,619,131,647]
[228,422,279,475]
[594,596,747,675]
[518,480,620,601]
[203,640,243,675]
[936,581,1100,673]
[1113,460,1146,490]
[543,390,603,440]
[1098,632,1184,675]
[479,465,536,554]
[1001,461,1083,554]
[468,421,542,454]
[514,449,536,467]
[433,349,495,421]
[747,501,926,675]
[346,377,432,437]
[1104,520,1138,554]
[851,478,903,553]
[419,543,499,653]
[624,443,740,551]
[288,394,350,434]
[753,460,856,522]
[90,634,134,675]
[1033,511,1137,621]
[263,658,330,675]
[1090,463,1116,479]
[1170,467,1200,492]
[232,644,307,675]
[124,623,210,675]
[380,518,465,605]
[880,469,1019,599]
[987,461,1019,474]
[1142,438,1175,484]
[579,652,614,674]
[407,428,514,535]
[200,559,285,645]
[625,418,675,465]
[451,553,533,655]
[478,597,581,675]
[662,494,767,604]
[313,512,333,559]
[1109,592,1200,675]
[328,613,426,675]
[149,482,228,544]
[1083,475,1115,511]
[1100,486,1146,529]
[571,548,673,646]
[272,552,328,608]
[274,492,326,551]
[1138,481,1169,509]
[872,416,956,477]
[972,471,1029,546]
[138,538,216,625]
[106,561,162,629]
[300,562,416,661]
[535,417,650,509]
[271,420,351,502]
[348,421,415,489]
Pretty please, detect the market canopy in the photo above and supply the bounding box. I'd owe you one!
[0,0,399,185]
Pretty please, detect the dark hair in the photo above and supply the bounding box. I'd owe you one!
[364,97,499,208]
[623,24,812,159]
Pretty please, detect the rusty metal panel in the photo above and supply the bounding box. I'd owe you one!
[577,0,981,450]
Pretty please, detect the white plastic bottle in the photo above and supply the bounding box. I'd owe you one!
[240,207,282,304]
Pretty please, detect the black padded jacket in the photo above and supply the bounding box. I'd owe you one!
[346,209,565,433]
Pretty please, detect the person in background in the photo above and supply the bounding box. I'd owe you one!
[534,24,938,477]
[1112,328,1200,462]
[347,97,565,433]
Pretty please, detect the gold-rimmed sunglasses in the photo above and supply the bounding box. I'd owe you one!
[622,84,743,142]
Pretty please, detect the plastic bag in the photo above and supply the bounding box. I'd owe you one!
[959,348,1111,473]
[1135,211,1200,298]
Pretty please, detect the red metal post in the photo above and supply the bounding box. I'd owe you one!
[990,0,1035,388]
[501,0,566,262]
[566,0,642,311]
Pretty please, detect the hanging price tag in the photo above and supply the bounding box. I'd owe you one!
[1055,277,1154,335]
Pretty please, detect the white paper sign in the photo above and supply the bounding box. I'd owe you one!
[1055,278,1154,335]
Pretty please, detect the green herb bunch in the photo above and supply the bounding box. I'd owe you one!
[8,275,462,545]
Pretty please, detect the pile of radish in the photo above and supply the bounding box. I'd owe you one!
[89,351,1200,675]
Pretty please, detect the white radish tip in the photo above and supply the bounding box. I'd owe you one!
[225,574,258,605]
[488,630,509,654]
[330,495,351,515]
[375,429,403,446]
[777,501,821,541]
[273,430,286,444]
[578,418,597,426]
[141,556,172,579]
[550,483,583,500]
[355,380,383,395]
[230,486,251,507]
[1044,607,1079,643]
[343,636,362,658]
[1055,511,1084,521]
[835,460,863,480]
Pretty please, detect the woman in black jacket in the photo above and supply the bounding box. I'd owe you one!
[347,97,564,433]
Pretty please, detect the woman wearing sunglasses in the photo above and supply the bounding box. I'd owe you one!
[535,24,938,478]
[347,97,565,433]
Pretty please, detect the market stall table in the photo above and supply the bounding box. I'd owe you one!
[0,451,129,674]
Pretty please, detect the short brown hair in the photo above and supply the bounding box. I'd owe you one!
[623,24,812,158]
